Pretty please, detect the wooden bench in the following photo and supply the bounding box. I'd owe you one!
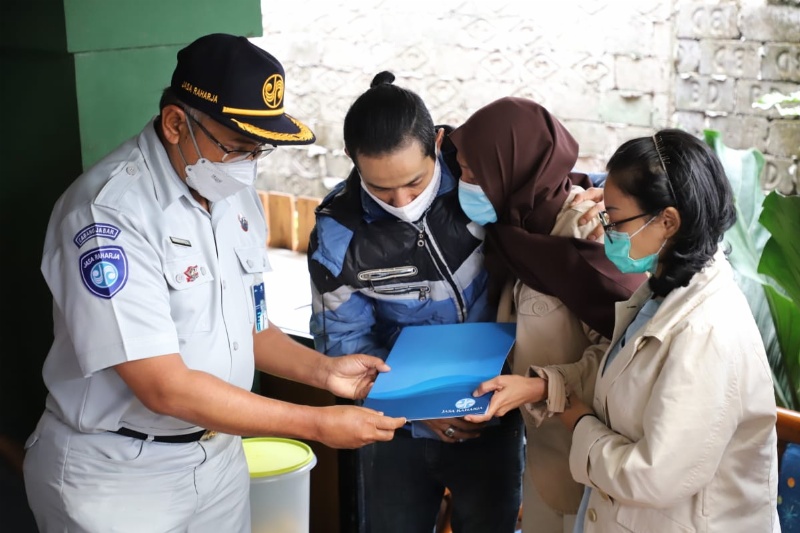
[778,406,800,467]
[257,190,321,253]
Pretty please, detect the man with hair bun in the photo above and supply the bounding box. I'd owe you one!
[308,71,525,533]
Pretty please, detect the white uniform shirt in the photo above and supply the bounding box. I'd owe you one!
[40,119,271,435]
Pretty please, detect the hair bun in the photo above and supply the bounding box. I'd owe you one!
[370,71,395,88]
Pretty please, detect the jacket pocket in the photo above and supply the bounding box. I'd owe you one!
[371,283,431,301]
[615,505,695,533]
[357,265,418,282]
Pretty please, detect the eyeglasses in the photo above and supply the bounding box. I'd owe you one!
[185,112,275,163]
[598,211,654,243]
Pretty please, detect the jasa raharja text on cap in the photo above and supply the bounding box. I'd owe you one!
[171,33,315,146]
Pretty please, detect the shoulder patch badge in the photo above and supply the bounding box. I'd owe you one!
[79,246,128,299]
[74,223,121,248]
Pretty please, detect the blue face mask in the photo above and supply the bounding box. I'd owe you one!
[604,216,664,274]
[458,180,498,225]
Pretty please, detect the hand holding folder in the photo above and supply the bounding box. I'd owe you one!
[363,322,516,420]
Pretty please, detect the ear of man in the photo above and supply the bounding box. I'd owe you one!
[434,127,445,151]
[160,104,188,145]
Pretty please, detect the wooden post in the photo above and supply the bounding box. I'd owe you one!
[267,191,296,250]
[296,196,322,253]
[777,406,800,468]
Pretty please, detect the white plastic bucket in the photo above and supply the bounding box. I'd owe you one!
[242,437,318,533]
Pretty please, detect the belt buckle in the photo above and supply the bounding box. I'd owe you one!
[200,430,218,441]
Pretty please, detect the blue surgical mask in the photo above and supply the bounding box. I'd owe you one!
[604,216,664,274]
[458,181,497,225]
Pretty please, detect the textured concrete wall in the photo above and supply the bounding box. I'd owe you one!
[254,0,799,197]
[675,1,800,193]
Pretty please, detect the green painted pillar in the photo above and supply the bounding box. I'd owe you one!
[0,0,261,445]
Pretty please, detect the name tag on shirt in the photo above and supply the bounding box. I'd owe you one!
[252,278,268,333]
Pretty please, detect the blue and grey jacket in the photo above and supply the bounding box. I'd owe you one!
[308,154,494,360]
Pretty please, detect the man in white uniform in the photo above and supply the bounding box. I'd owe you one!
[23,33,406,533]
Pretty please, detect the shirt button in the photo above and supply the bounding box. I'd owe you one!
[175,275,183,283]
[587,508,597,522]
[125,165,136,175]
[247,259,254,268]
[200,266,207,275]
[232,342,239,351]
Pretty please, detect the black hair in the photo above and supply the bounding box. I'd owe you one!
[159,86,184,111]
[606,128,736,297]
[343,71,435,166]
[158,86,205,123]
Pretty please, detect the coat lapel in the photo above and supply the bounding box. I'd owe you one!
[593,282,652,419]
[592,250,732,422]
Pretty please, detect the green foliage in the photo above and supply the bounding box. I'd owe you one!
[764,285,800,403]
[758,192,800,406]
[704,130,799,408]
[703,131,769,281]
[759,192,800,306]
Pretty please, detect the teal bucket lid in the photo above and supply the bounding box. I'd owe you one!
[243,437,315,478]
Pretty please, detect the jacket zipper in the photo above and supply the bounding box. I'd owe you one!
[358,266,429,300]
[411,218,467,321]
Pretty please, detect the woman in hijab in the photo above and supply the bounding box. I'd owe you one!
[449,96,644,532]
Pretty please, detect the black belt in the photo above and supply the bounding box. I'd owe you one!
[112,427,216,443]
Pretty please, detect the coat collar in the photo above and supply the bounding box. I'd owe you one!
[641,248,731,341]
[139,117,216,212]
[598,249,733,402]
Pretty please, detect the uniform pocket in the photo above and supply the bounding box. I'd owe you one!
[234,246,272,323]
[163,253,215,335]
[67,432,146,466]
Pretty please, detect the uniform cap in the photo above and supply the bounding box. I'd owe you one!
[171,33,315,145]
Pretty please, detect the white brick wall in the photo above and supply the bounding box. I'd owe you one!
[254,0,799,196]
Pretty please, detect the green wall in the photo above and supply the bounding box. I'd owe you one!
[0,0,261,450]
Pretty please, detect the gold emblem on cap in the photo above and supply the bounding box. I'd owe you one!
[231,116,314,143]
[262,74,284,109]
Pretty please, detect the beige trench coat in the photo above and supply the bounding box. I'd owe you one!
[498,186,610,517]
[567,251,780,532]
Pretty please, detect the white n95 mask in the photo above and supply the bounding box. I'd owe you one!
[185,158,258,203]
[360,156,442,223]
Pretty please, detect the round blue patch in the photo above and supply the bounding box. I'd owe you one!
[79,246,128,299]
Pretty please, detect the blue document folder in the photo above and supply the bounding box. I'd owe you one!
[363,322,516,420]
